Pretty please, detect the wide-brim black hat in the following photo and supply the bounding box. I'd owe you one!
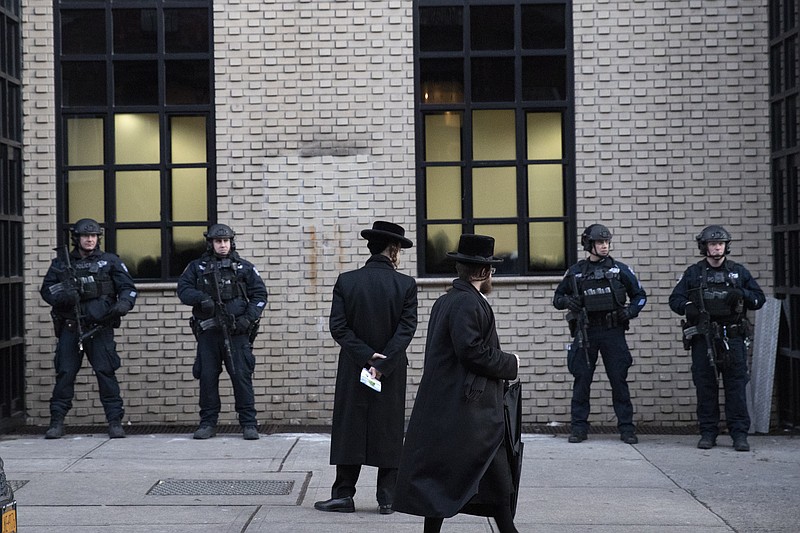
[361,221,413,248]
[447,234,504,264]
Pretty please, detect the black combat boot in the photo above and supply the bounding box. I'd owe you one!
[45,416,65,439]
[697,435,716,449]
[732,434,750,452]
[568,429,587,443]
[193,425,216,439]
[108,420,126,439]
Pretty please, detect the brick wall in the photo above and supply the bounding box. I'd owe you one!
[21,0,772,430]
[571,0,772,426]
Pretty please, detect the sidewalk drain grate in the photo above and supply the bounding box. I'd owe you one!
[147,479,294,496]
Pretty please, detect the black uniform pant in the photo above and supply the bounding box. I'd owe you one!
[332,464,397,506]
[568,325,634,433]
[195,329,257,427]
[50,327,124,422]
[691,335,750,438]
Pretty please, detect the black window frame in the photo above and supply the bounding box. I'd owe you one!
[769,0,800,429]
[414,0,576,277]
[54,0,216,282]
[1,0,25,431]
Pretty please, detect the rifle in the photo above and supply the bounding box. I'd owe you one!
[683,281,718,373]
[80,323,106,345]
[568,274,591,368]
[55,245,86,355]
[206,260,236,375]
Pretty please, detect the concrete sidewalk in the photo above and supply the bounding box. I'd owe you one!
[1,430,798,532]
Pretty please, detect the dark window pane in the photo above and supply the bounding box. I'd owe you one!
[471,57,514,102]
[166,61,210,105]
[471,5,513,51]
[770,44,782,96]
[6,85,21,139]
[772,101,783,151]
[114,60,158,105]
[522,56,566,100]
[425,224,461,274]
[166,60,210,105]
[419,6,463,52]
[786,36,796,90]
[522,4,566,49]
[165,8,209,53]
[62,61,107,106]
[113,9,157,54]
[420,58,464,104]
[61,10,105,54]
[169,227,206,277]
[5,15,20,78]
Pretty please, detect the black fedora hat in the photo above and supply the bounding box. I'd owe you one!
[447,234,504,265]
[361,221,413,248]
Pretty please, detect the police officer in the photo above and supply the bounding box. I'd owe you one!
[553,224,647,444]
[40,218,138,439]
[177,224,267,440]
[669,225,764,451]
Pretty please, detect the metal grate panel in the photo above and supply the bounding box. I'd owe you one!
[147,479,294,496]
[748,297,782,434]
[7,480,27,491]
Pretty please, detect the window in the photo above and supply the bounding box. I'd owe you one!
[769,0,800,427]
[415,1,574,276]
[55,0,214,280]
[1,0,25,425]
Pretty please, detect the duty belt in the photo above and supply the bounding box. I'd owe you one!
[715,322,746,338]
[587,312,623,328]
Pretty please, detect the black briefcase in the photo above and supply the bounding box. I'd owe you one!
[504,380,524,517]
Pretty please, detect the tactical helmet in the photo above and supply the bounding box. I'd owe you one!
[204,223,235,240]
[581,224,612,253]
[70,218,103,247]
[696,225,732,256]
[204,223,236,252]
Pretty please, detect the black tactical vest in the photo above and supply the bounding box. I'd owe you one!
[73,258,115,300]
[200,259,242,302]
[698,267,738,318]
[579,261,628,313]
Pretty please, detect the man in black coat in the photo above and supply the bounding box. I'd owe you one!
[393,234,520,533]
[314,221,418,515]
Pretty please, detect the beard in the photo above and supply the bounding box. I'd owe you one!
[479,278,493,295]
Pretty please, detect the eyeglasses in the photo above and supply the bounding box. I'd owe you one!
[489,267,496,275]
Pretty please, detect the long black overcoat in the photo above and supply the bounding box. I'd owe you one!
[393,279,518,518]
[329,254,418,467]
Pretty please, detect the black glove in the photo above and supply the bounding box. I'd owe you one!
[111,300,133,318]
[614,307,630,323]
[235,317,251,334]
[564,296,583,312]
[684,302,700,321]
[724,288,743,305]
[199,298,215,315]
[57,288,80,307]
